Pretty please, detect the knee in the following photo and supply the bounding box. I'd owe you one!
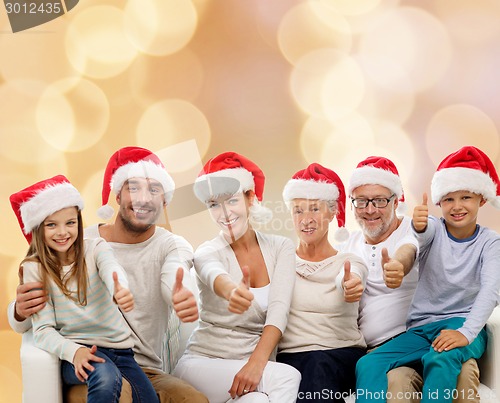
[88,361,122,391]
[355,354,372,377]
[387,367,422,394]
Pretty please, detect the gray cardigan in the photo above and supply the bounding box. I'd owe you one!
[186,230,296,360]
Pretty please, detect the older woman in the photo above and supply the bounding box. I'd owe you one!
[277,163,368,403]
[173,152,301,402]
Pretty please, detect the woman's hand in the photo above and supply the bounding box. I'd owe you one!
[228,266,254,314]
[228,359,266,398]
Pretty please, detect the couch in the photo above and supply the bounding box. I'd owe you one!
[20,306,500,402]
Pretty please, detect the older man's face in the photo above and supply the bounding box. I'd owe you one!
[351,184,398,244]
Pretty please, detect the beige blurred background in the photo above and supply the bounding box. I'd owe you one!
[1,0,500,400]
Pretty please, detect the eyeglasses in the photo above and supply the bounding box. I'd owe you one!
[350,194,396,209]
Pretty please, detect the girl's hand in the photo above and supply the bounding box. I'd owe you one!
[228,359,265,398]
[432,329,469,352]
[73,345,105,382]
[113,272,134,312]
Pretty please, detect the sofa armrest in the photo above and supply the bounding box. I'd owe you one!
[20,330,62,403]
[478,306,500,397]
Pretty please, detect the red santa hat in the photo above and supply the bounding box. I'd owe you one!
[283,163,349,242]
[97,146,175,219]
[10,175,84,244]
[431,146,500,208]
[193,151,272,223]
[348,156,406,214]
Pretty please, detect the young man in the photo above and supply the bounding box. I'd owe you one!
[342,156,479,403]
[355,146,500,403]
[8,146,208,403]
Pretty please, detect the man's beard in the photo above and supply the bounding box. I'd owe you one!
[119,205,161,234]
[357,208,395,241]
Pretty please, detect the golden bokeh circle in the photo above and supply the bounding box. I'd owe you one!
[36,78,110,152]
[316,0,382,16]
[290,49,363,119]
[124,0,198,56]
[278,2,352,66]
[136,99,211,170]
[65,5,139,79]
[359,7,452,92]
[425,104,500,166]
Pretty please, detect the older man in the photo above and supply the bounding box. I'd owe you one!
[341,156,479,403]
[8,146,207,403]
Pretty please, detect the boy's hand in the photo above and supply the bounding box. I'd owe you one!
[343,260,363,303]
[73,345,106,382]
[381,248,404,289]
[228,266,254,314]
[432,329,469,352]
[113,272,134,312]
[413,193,429,233]
[172,268,199,322]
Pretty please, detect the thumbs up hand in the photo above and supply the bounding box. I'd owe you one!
[413,193,429,233]
[343,260,363,303]
[228,265,254,314]
[172,268,199,323]
[113,272,134,312]
[381,247,404,289]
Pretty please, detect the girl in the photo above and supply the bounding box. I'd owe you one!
[10,175,158,403]
[173,152,301,402]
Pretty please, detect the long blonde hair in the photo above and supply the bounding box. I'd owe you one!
[21,209,88,306]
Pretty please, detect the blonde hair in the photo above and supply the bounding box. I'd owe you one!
[21,209,88,306]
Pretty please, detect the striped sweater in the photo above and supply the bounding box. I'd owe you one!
[22,237,133,363]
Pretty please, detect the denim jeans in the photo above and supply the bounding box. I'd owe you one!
[61,347,159,403]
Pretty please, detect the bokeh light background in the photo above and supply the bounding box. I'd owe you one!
[1,0,500,400]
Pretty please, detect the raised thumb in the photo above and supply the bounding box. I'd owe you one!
[381,247,390,265]
[113,272,121,292]
[241,265,250,289]
[344,260,351,283]
[174,268,184,294]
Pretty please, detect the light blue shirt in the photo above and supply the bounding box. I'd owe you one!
[408,216,500,342]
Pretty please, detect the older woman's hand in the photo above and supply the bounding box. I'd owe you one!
[343,261,364,303]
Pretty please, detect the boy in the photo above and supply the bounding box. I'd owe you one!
[355,146,500,403]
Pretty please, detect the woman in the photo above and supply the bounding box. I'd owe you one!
[277,163,368,402]
[173,152,301,402]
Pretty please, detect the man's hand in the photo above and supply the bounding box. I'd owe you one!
[343,260,363,303]
[113,272,134,312]
[413,193,429,233]
[432,329,469,352]
[381,248,404,289]
[228,266,254,314]
[14,266,48,321]
[172,268,199,322]
[73,345,106,382]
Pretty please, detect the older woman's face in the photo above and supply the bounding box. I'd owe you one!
[206,192,251,241]
[291,199,335,245]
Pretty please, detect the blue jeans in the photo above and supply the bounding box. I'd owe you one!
[355,318,487,403]
[61,347,159,403]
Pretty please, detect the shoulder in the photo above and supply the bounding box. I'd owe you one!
[256,231,294,249]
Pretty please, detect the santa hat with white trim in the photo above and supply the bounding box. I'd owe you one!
[10,175,84,244]
[431,145,500,208]
[348,156,406,214]
[193,151,272,223]
[97,146,175,219]
[283,163,349,242]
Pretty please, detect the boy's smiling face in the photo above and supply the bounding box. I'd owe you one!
[439,190,486,238]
